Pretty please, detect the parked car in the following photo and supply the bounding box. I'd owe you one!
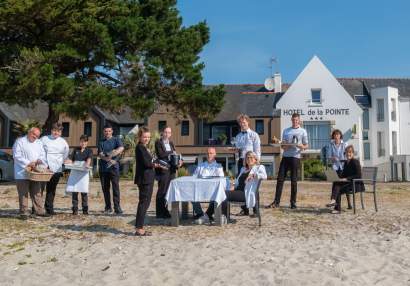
[0,150,14,181]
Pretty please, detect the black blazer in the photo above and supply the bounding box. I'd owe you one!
[340,158,365,192]
[134,143,155,185]
[155,139,176,173]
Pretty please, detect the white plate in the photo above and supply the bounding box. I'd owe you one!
[64,164,92,171]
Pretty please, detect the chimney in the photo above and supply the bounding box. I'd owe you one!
[274,73,282,93]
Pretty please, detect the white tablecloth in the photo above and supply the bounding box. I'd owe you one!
[165,176,228,206]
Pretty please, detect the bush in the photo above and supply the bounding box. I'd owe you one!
[303,159,326,180]
[177,167,190,177]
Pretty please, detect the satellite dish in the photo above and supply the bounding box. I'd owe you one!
[264,77,274,91]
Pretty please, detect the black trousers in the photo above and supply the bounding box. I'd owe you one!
[72,192,88,211]
[274,157,300,206]
[237,158,244,177]
[156,171,175,217]
[331,182,351,211]
[136,183,154,229]
[44,172,62,212]
[207,190,251,217]
[100,170,121,211]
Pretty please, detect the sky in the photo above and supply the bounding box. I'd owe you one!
[177,0,410,85]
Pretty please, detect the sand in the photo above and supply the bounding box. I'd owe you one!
[0,180,410,286]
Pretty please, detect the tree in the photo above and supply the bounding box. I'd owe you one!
[0,0,225,131]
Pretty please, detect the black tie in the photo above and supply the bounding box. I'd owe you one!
[241,131,247,134]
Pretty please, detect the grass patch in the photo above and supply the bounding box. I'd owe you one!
[48,256,58,263]
[6,241,26,249]
[17,261,27,265]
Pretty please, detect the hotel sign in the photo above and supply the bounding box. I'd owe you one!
[282,108,350,117]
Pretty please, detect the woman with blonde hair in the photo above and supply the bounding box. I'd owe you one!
[206,151,267,220]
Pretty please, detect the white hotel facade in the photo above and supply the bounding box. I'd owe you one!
[275,56,410,181]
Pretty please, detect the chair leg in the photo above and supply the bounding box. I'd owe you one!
[360,192,364,210]
[257,193,261,227]
[373,184,378,212]
[227,202,231,223]
[352,190,356,214]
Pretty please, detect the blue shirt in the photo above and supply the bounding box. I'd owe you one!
[98,137,123,172]
[327,140,348,171]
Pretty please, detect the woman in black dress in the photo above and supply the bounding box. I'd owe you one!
[326,145,364,213]
[134,127,160,236]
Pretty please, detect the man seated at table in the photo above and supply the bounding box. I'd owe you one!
[192,147,224,223]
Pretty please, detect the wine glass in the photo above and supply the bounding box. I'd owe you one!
[230,136,237,147]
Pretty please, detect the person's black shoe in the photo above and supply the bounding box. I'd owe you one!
[236,209,249,216]
[19,213,29,220]
[103,208,113,214]
[193,213,204,220]
[265,202,280,209]
[114,208,123,215]
[46,210,56,216]
[83,209,89,215]
[347,205,353,210]
[73,209,79,215]
[290,204,297,209]
[37,213,51,217]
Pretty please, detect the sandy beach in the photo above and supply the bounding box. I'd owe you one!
[1,180,410,286]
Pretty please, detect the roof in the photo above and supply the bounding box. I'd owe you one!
[212,84,289,122]
[0,102,142,125]
[93,106,143,125]
[0,101,49,124]
[337,78,410,108]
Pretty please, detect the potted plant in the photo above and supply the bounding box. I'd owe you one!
[351,124,357,139]
[218,133,227,145]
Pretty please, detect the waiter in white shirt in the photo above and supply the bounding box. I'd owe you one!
[266,113,308,209]
[192,147,224,223]
[41,123,69,215]
[12,127,48,219]
[232,114,261,173]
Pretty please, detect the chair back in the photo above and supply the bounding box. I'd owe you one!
[362,167,378,183]
[255,178,263,193]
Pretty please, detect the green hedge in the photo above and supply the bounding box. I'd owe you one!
[303,159,326,180]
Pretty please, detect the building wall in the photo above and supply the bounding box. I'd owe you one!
[399,98,410,154]
[59,112,99,147]
[147,105,196,146]
[276,56,363,156]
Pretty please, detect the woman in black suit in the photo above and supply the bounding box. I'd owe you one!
[154,126,177,218]
[326,145,364,214]
[134,126,160,236]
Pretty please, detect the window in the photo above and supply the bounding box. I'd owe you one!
[84,122,92,137]
[362,131,369,141]
[303,121,330,150]
[62,122,70,137]
[311,89,322,104]
[377,99,384,122]
[392,131,398,155]
[363,109,369,129]
[181,120,189,136]
[255,120,264,135]
[158,121,167,132]
[363,142,371,160]
[391,98,397,121]
[377,131,385,157]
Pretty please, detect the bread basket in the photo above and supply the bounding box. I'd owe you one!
[25,167,54,182]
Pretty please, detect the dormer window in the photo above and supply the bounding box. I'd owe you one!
[311,89,322,104]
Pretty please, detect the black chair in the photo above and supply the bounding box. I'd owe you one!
[352,167,378,214]
[227,179,263,226]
